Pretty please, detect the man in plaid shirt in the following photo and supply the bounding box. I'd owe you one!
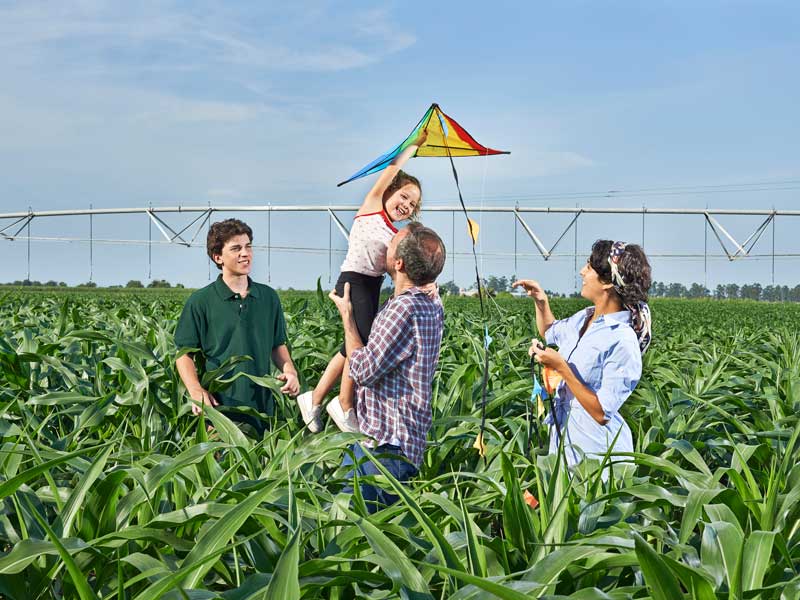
[329,222,445,512]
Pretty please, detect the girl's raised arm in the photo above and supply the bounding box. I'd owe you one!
[360,130,427,214]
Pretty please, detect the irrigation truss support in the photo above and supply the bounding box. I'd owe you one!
[1,204,798,284]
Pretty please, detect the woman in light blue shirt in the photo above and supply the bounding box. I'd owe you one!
[513,240,652,467]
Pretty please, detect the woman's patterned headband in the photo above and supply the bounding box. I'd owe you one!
[608,241,627,288]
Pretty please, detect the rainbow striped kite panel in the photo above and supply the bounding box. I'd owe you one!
[337,103,508,187]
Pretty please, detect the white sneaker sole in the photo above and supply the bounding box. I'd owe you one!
[296,391,322,433]
[325,396,360,433]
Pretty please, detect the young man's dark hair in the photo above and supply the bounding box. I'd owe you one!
[207,219,253,269]
[395,222,446,286]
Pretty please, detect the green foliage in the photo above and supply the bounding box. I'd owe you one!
[0,290,799,598]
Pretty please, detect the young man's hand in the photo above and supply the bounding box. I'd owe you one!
[277,371,299,396]
[329,282,353,318]
[189,387,219,415]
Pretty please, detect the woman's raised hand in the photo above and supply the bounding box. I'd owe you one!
[512,279,548,303]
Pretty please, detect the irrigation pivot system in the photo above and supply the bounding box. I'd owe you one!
[1,204,798,284]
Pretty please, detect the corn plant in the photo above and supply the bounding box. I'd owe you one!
[0,289,799,598]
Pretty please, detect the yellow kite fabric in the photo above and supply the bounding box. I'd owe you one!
[337,103,508,186]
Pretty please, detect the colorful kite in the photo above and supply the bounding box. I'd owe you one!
[337,103,508,187]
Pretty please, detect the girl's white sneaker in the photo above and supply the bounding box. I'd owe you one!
[325,396,360,433]
[296,391,323,433]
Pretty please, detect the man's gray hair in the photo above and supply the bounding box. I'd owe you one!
[396,222,446,286]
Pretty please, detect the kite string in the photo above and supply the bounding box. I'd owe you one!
[479,146,490,278]
[435,112,491,463]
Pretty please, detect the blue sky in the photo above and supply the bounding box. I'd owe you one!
[1,1,799,291]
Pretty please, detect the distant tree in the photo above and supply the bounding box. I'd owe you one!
[175,283,185,289]
[740,283,762,301]
[790,285,800,302]
[484,275,509,293]
[714,284,726,300]
[126,280,144,288]
[439,281,460,296]
[724,283,740,300]
[44,280,59,287]
[58,282,68,287]
[79,281,98,288]
[148,279,172,288]
[687,283,709,299]
[649,281,667,297]
[667,283,687,298]
[381,282,394,297]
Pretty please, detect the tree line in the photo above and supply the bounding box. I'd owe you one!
[4,277,800,302]
[1,279,183,289]
[648,281,800,302]
[438,276,800,303]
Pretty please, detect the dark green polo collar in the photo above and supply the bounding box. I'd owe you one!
[212,275,261,299]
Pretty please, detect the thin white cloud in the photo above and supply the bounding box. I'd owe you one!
[206,189,242,199]
[132,97,266,124]
[0,2,416,74]
[352,7,416,54]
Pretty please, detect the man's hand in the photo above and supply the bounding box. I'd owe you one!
[188,386,219,416]
[277,371,299,396]
[330,282,364,357]
[512,279,548,303]
[329,282,353,318]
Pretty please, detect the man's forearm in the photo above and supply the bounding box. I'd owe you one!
[342,311,364,357]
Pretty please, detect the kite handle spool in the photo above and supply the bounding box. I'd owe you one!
[529,341,563,453]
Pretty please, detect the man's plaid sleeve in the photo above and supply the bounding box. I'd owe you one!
[349,299,412,387]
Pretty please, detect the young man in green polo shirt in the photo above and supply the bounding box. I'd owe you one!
[175,218,299,434]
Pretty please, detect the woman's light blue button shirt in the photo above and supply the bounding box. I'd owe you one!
[544,307,641,466]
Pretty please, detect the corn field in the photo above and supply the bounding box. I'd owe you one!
[1,288,799,599]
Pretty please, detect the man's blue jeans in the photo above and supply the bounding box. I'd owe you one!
[341,443,418,514]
